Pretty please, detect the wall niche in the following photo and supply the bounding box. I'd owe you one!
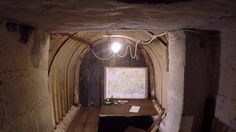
[79,38,149,106]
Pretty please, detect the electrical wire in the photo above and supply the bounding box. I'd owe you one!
[91,48,116,61]
[90,27,236,61]
[117,42,138,59]
[91,32,167,60]
[139,32,167,45]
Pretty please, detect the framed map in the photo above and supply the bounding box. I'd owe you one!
[104,67,148,99]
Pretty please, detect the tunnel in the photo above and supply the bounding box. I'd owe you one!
[0,0,236,132]
[48,31,169,130]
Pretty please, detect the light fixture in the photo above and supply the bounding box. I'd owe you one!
[91,32,166,60]
[111,42,121,53]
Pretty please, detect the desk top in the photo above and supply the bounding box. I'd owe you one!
[99,99,158,117]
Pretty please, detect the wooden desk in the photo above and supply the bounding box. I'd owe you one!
[99,99,158,117]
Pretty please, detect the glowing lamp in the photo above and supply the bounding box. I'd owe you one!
[111,42,121,53]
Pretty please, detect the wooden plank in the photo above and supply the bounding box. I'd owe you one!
[141,49,156,99]
[66,106,100,132]
[86,46,101,106]
[55,68,60,123]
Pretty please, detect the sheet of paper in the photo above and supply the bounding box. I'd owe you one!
[129,105,140,113]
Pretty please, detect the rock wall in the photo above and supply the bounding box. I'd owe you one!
[214,30,236,131]
[165,30,221,132]
[165,31,185,132]
[0,24,53,132]
[0,0,236,32]
[181,31,220,132]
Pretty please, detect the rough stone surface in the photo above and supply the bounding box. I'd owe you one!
[0,0,236,32]
[215,95,236,130]
[165,31,185,132]
[212,118,236,132]
[181,31,220,132]
[215,29,236,130]
[0,24,53,132]
[0,0,235,130]
[219,30,236,101]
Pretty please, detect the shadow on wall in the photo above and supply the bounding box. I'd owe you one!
[182,29,220,132]
[115,0,190,4]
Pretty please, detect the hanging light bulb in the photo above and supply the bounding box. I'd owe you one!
[111,42,121,53]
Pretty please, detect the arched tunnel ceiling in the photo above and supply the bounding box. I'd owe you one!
[49,31,169,108]
[0,0,236,32]
[48,31,170,127]
[49,31,166,66]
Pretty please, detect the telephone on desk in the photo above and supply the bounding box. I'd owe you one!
[104,98,128,105]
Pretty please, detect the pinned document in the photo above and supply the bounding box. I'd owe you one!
[129,106,140,113]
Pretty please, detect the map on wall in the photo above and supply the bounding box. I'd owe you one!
[104,67,148,99]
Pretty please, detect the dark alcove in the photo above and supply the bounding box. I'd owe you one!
[79,38,148,106]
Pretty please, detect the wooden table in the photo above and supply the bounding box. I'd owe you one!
[99,99,158,117]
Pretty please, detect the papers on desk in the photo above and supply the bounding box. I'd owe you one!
[129,106,140,113]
